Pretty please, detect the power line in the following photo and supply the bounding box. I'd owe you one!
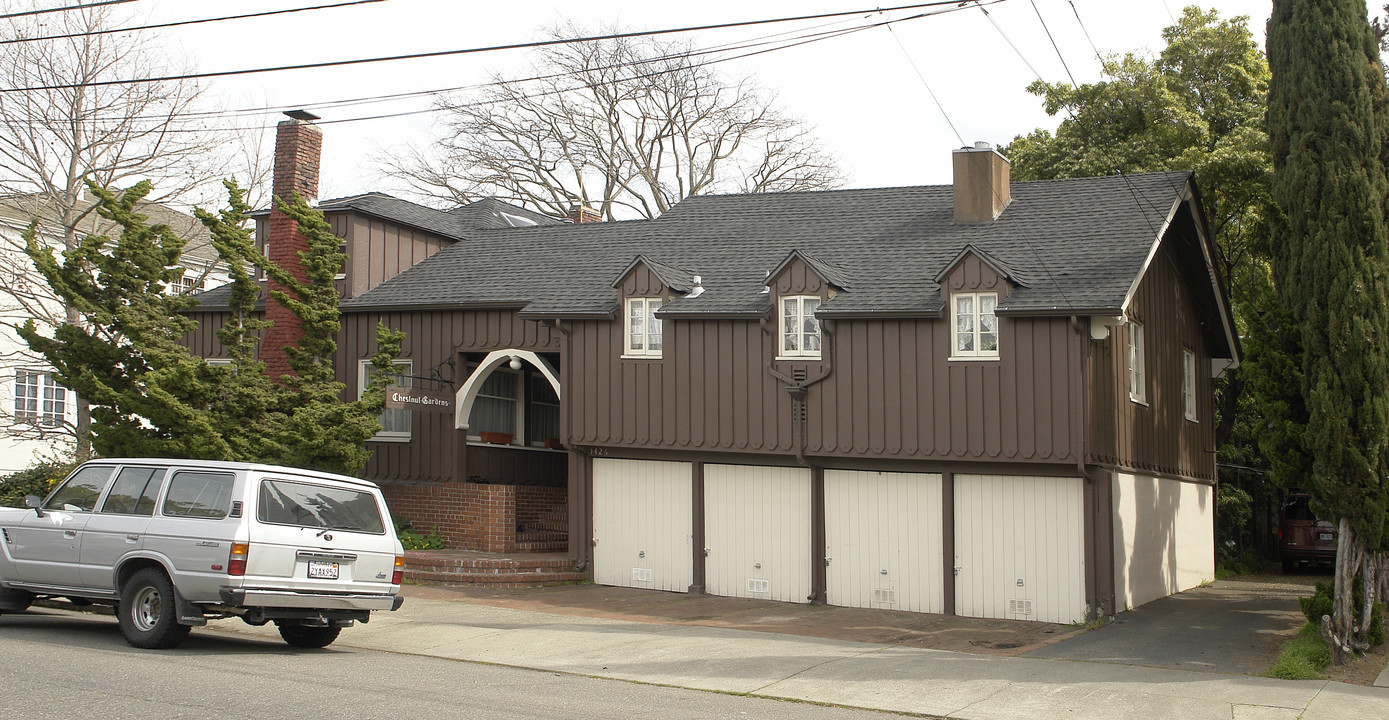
[0,0,385,47]
[1066,0,1105,68]
[31,2,986,131]
[1030,0,1078,89]
[0,0,134,21]
[886,22,965,146]
[0,0,996,94]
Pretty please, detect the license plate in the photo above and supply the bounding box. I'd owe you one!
[1318,532,1333,542]
[307,560,339,579]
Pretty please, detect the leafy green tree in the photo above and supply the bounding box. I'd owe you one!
[1004,6,1274,455]
[1267,0,1389,663]
[21,181,403,476]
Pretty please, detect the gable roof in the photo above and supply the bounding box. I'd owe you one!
[766,249,853,291]
[933,243,1028,288]
[341,171,1198,322]
[614,255,699,293]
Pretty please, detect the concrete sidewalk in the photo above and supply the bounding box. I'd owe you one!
[202,589,1388,720]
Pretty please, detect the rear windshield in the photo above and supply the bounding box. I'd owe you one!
[1284,496,1317,522]
[256,479,386,534]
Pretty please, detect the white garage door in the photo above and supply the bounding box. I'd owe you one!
[824,470,944,613]
[592,458,692,592]
[954,474,1085,624]
[704,464,811,603]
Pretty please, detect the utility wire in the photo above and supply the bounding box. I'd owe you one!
[0,0,134,21]
[0,0,385,47]
[43,3,981,130]
[1066,0,1106,68]
[0,0,997,93]
[886,22,965,146]
[1031,0,1078,89]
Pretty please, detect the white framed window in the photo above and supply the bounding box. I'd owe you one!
[14,370,67,427]
[779,295,822,359]
[1183,348,1197,421]
[169,272,206,295]
[624,298,663,358]
[360,359,412,441]
[951,292,999,359]
[1128,322,1146,404]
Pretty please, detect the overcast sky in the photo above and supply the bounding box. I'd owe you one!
[136,0,1279,204]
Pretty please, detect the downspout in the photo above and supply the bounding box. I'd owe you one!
[762,315,835,603]
[551,319,590,572]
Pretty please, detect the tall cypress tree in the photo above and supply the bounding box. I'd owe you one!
[1267,0,1389,661]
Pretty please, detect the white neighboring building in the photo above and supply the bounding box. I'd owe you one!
[0,190,228,474]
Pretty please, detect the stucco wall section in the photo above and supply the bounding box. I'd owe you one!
[1111,471,1214,611]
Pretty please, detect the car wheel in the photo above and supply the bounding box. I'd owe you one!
[277,622,341,649]
[0,587,34,613]
[1281,559,1295,574]
[118,568,191,649]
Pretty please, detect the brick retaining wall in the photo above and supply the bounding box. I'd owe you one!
[383,482,566,552]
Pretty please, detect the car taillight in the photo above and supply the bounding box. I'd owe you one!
[392,556,404,585]
[229,542,249,576]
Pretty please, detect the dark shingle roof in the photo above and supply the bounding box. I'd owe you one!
[342,171,1194,323]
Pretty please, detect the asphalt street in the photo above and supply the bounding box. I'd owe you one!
[0,607,917,720]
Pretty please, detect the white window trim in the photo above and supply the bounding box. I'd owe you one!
[360,359,412,442]
[950,292,1001,360]
[623,297,663,358]
[1129,322,1147,405]
[778,295,823,360]
[1183,348,1197,422]
[14,369,68,427]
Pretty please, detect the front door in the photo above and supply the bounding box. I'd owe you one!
[9,465,114,588]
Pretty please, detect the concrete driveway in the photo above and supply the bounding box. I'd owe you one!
[1024,576,1314,675]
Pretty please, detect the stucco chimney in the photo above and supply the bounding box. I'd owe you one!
[263,110,323,380]
[567,204,601,223]
[952,142,1010,223]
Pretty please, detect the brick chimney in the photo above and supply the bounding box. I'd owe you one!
[263,110,322,380]
[567,203,601,223]
[952,142,1010,223]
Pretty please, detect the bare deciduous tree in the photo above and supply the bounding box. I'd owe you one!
[0,2,253,463]
[379,25,842,219]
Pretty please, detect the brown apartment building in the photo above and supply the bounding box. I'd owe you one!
[188,119,1239,624]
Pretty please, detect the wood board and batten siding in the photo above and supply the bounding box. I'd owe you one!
[331,212,454,300]
[342,308,561,484]
[824,470,945,613]
[954,474,1086,624]
[1089,235,1217,481]
[566,317,1081,465]
[703,464,812,603]
[591,458,693,592]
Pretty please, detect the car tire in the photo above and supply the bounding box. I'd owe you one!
[1282,559,1295,574]
[277,622,342,649]
[0,587,34,613]
[118,568,191,649]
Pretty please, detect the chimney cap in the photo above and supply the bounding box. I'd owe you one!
[284,109,320,122]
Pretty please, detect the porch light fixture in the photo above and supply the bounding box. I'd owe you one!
[509,356,523,370]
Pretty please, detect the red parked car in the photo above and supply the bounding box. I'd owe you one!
[1279,493,1337,572]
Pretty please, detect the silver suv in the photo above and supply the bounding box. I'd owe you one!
[0,459,404,649]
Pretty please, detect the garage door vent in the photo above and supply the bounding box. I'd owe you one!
[1008,599,1034,616]
[631,568,653,583]
[872,588,897,606]
[747,578,771,594]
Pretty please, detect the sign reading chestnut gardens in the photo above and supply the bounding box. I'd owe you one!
[383,385,453,413]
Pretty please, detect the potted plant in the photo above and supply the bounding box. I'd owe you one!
[479,431,513,445]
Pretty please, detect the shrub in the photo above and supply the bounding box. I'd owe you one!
[392,515,445,550]
[1300,581,1334,624]
[0,461,76,508]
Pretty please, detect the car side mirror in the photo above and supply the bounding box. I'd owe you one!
[24,494,44,517]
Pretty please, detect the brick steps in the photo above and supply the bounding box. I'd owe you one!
[404,551,588,588]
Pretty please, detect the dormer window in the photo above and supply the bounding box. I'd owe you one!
[779,296,822,359]
[951,292,999,359]
[625,298,663,358]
